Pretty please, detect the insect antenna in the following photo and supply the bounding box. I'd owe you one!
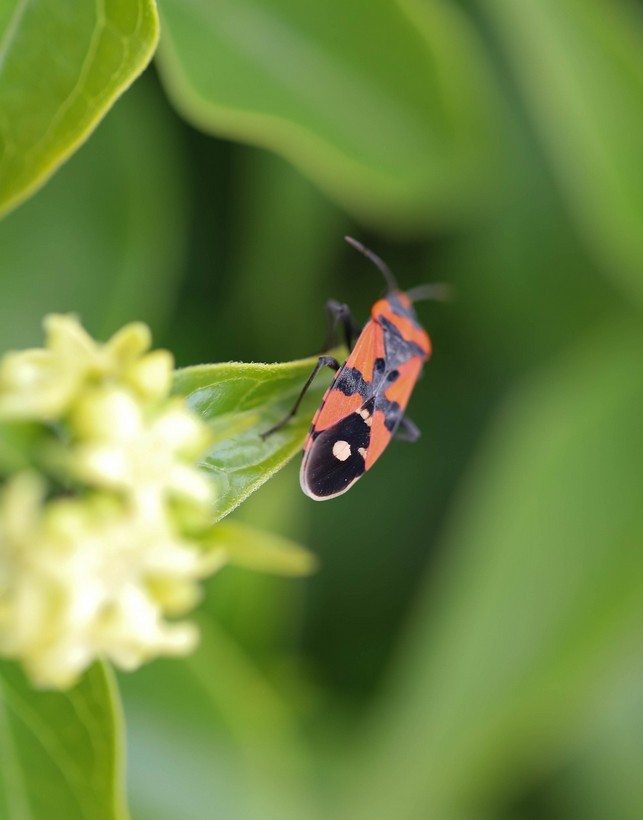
[405,282,453,303]
[345,236,399,293]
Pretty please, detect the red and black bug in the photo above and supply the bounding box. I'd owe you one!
[262,237,445,500]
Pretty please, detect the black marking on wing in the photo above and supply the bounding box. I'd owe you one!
[373,319,423,434]
[334,366,371,400]
[379,315,426,368]
[302,413,370,498]
[379,399,403,432]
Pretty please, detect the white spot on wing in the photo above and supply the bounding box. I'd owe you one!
[358,408,373,427]
[332,440,351,461]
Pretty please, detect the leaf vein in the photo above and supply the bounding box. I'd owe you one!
[0,679,34,820]
[0,0,30,77]
[0,680,97,819]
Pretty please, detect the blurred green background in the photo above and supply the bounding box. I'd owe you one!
[1,1,642,818]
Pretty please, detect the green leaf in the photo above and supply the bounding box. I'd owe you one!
[173,354,340,521]
[0,0,159,218]
[204,520,318,577]
[556,654,643,820]
[216,150,344,364]
[0,74,189,351]
[156,0,499,230]
[0,422,48,476]
[341,320,643,820]
[121,618,316,820]
[0,661,127,820]
[480,0,643,307]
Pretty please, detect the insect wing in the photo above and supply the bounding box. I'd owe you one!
[300,320,383,500]
[365,354,424,470]
[306,319,383,437]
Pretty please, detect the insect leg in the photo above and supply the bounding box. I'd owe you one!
[261,356,341,439]
[395,416,421,442]
[321,300,359,352]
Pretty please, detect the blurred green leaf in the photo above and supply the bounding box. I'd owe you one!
[202,465,315,663]
[480,0,643,307]
[0,0,159,218]
[156,0,499,230]
[205,520,318,576]
[0,661,127,820]
[551,653,643,820]
[0,75,190,350]
[0,422,49,476]
[121,617,317,820]
[341,319,643,820]
[173,354,341,521]
[220,149,344,363]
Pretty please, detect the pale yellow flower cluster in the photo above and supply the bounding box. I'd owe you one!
[0,316,216,689]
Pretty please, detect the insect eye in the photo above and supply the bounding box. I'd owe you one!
[387,369,399,382]
[374,358,386,373]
